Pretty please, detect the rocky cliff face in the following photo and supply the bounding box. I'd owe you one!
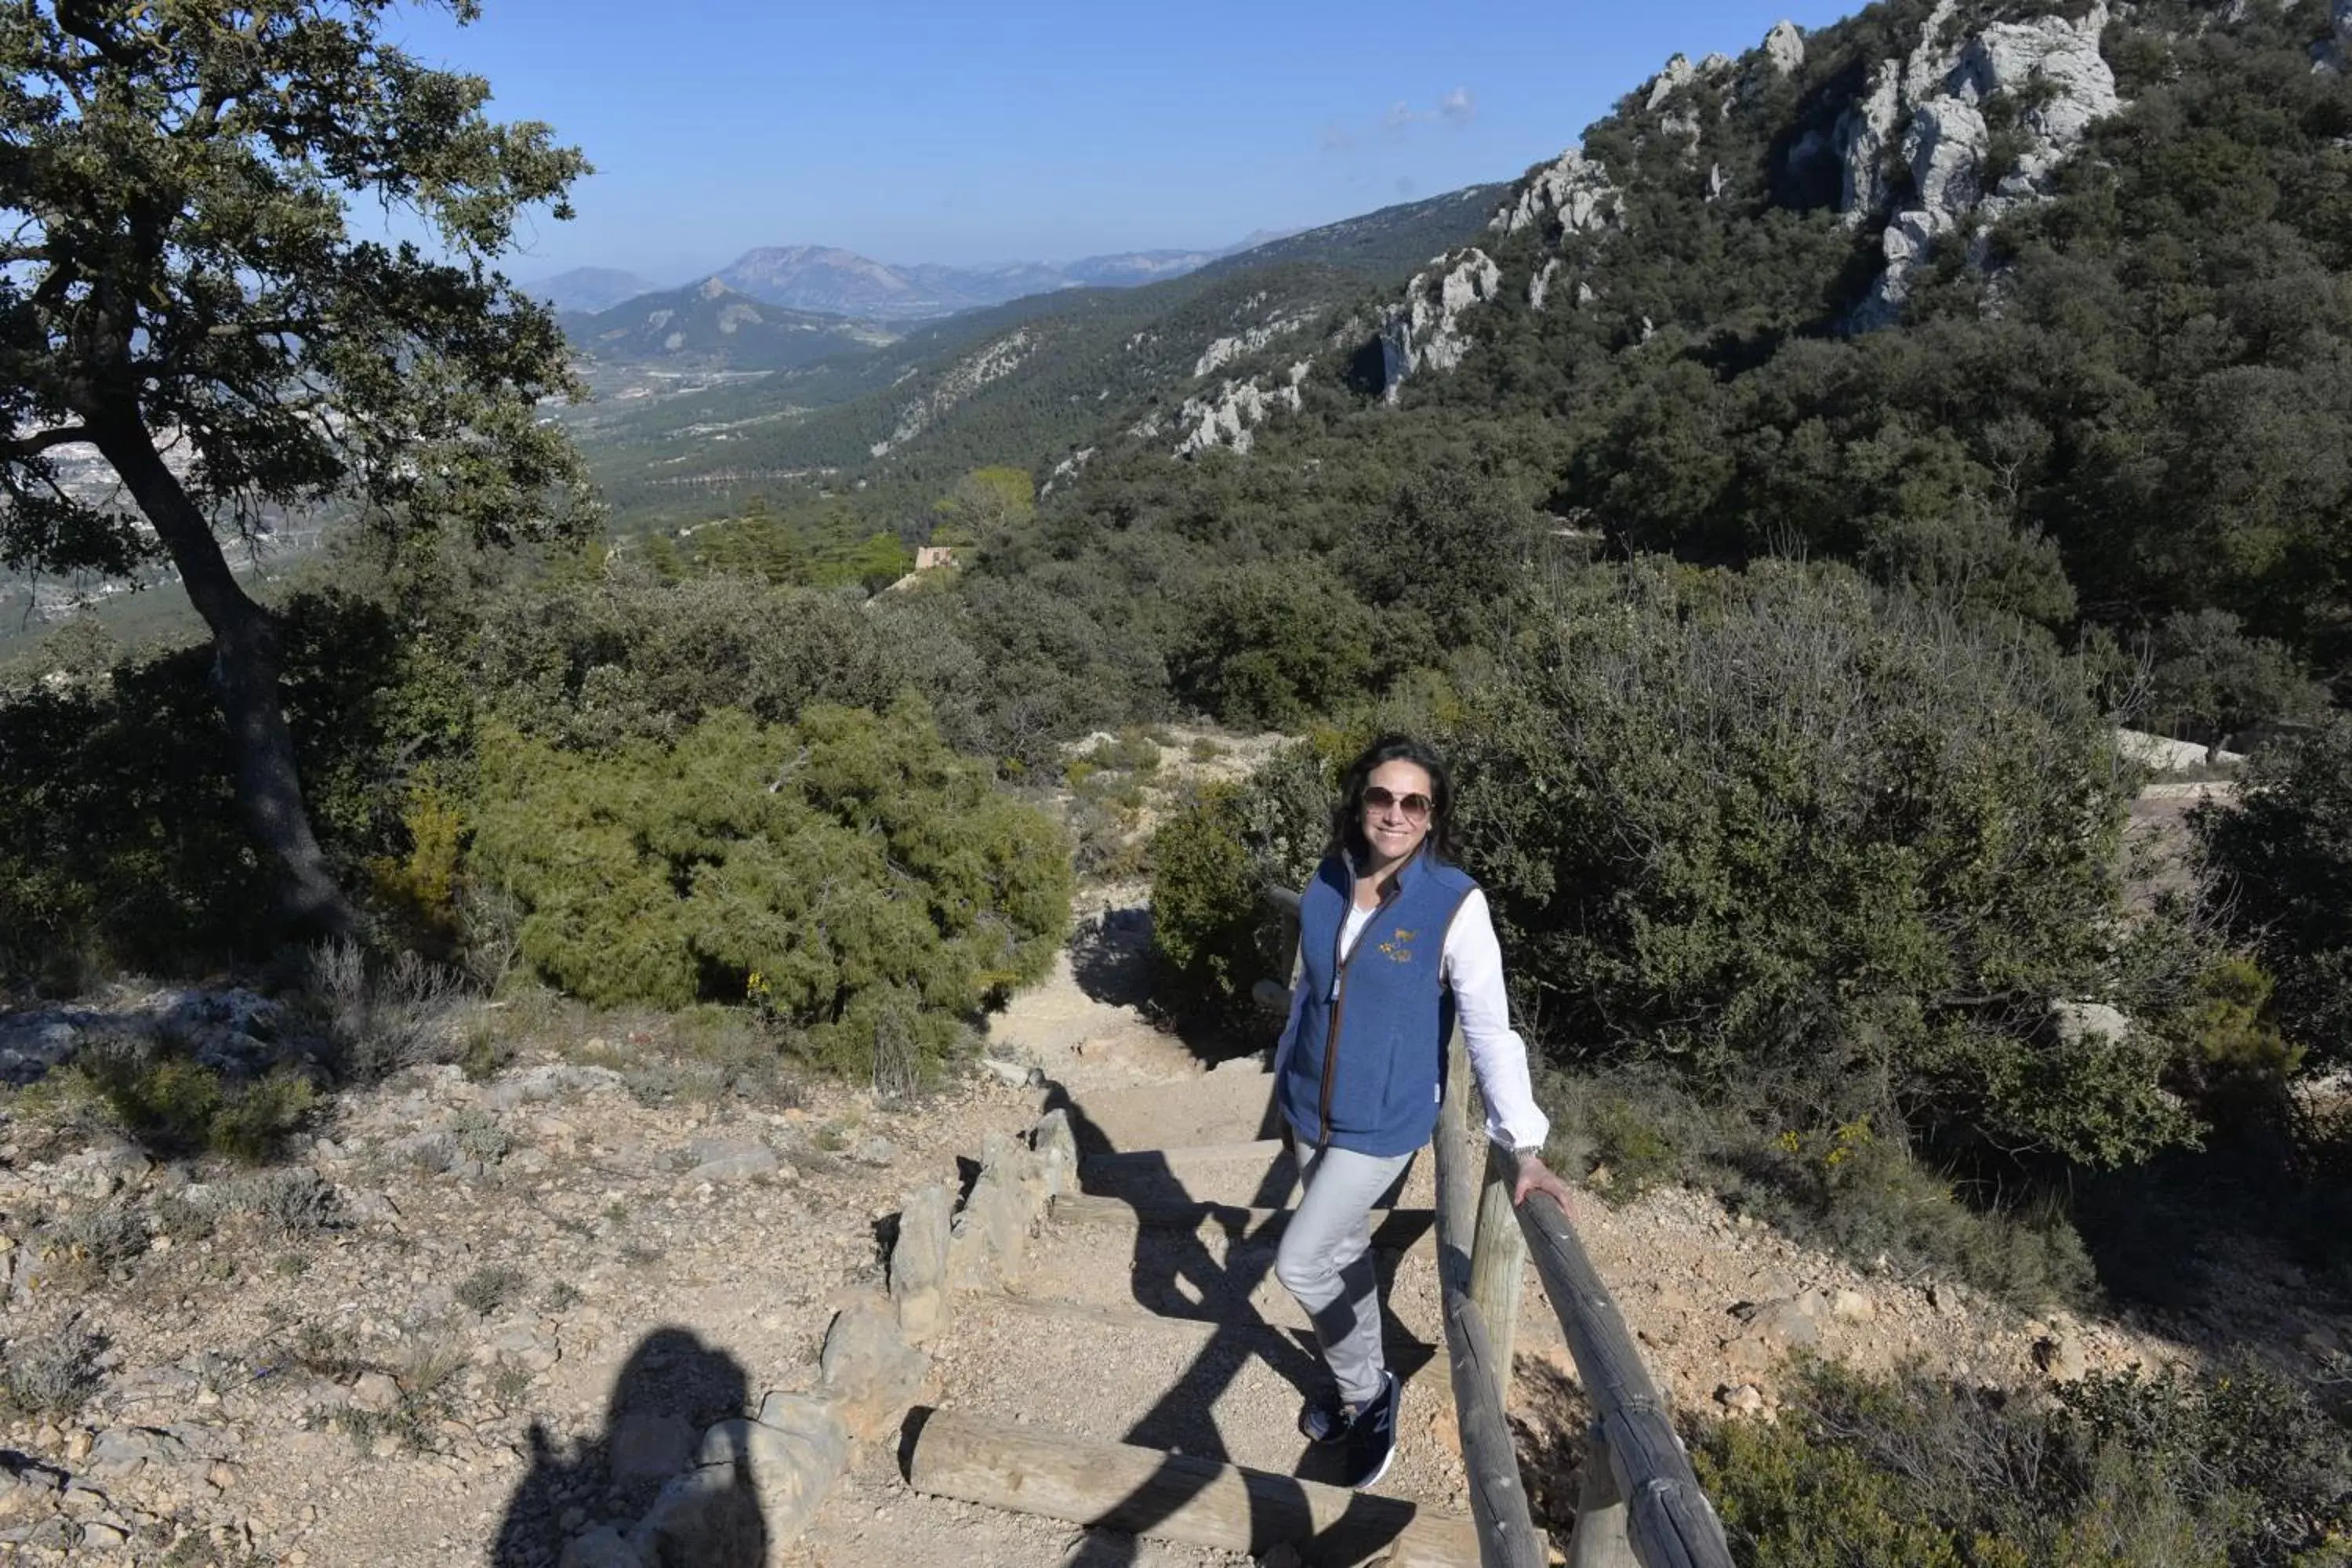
[1348,1,2134,394]
[1842,0,2119,321]
[869,331,1037,458]
[1172,362,1309,456]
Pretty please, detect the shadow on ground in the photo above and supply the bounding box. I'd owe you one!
[999,1083,1439,1565]
[491,1326,759,1567]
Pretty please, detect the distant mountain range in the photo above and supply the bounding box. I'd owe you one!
[558,278,897,375]
[524,267,666,314]
[564,182,1508,521]
[524,232,1295,321]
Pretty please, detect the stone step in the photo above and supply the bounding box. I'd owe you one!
[1075,1139,1436,1213]
[1015,1196,1446,1356]
[1050,1192,1437,1255]
[1077,1139,1301,1209]
[932,1294,1465,1507]
[1044,1067,1283,1156]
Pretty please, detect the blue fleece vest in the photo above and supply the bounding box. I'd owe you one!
[1276,848,1479,1157]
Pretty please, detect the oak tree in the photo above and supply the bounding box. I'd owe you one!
[0,1,590,928]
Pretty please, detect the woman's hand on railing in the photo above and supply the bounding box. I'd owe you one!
[1509,1152,1581,1219]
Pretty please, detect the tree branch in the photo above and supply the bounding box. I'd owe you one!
[0,424,96,461]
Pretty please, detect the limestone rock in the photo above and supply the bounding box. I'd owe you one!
[1529,257,1563,311]
[978,1057,1040,1088]
[1490,149,1617,238]
[1842,0,2116,322]
[948,1131,1046,1284]
[1171,361,1308,457]
[1762,19,1805,77]
[348,1372,401,1415]
[1905,97,1987,219]
[85,1425,198,1481]
[1831,1289,1876,1323]
[559,1525,648,1568]
[816,1296,929,1439]
[1646,53,1694,111]
[628,1465,763,1568]
[682,1139,778,1185]
[1715,1382,1766,1415]
[1837,60,1904,223]
[1191,315,1308,379]
[889,1182,953,1343]
[1379,249,1503,402]
[2033,1331,2088,1383]
[2052,1000,2134,1048]
[606,1410,696,1487]
[1031,1109,1077,1200]
[1955,2,2118,185]
[630,1399,848,1567]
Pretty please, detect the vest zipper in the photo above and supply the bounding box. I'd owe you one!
[1316,869,1404,1147]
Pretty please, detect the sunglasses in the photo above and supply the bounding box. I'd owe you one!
[1361,785,1433,820]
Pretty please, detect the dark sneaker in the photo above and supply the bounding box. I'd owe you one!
[1340,1370,1399,1490]
[1298,1388,1349,1446]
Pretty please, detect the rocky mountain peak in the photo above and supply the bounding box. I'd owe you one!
[1370,2,2132,394]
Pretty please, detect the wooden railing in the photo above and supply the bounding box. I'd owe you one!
[1260,887,1733,1568]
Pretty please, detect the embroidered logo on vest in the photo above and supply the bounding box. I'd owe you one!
[1377,927,1417,963]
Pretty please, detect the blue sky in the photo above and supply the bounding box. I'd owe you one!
[388,0,1860,283]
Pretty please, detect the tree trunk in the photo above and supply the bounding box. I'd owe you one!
[88,415,354,938]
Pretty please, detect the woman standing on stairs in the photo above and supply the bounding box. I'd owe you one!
[1271,734,1573,1491]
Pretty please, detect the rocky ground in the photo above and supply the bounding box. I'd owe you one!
[1,920,2288,1568]
[2,729,2344,1566]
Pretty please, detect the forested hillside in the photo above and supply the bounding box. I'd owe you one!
[569,184,1508,528]
[991,0,2350,744]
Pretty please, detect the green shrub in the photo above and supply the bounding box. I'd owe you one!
[1544,1068,2097,1308]
[1446,561,2186,1167]
[1148,744,1334,1021]
[456,1265,528,1316]
[67,1038,318,1163]
[2129,609,2328,749]
[469,695,1071,1084]
[1170,561,2194,1167]
[2197,717,2352,1069]
[471,569,924,753]
[1696,1359,2352,1567]
[1075,728,1163,775]
[1168,562,1379,729]
[0,1326,107,1419]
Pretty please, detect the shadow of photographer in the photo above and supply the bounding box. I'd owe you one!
[491,1325,762,1568]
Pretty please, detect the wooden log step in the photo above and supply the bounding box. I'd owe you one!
[906,1406,1479,1567]
[1051,1192,1434,1245]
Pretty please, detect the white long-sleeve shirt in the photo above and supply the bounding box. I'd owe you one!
[1275,888,1551,1152]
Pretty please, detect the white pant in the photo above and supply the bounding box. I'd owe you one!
[1272,1142,1415,1407]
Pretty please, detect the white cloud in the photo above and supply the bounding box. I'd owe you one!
[1323,89,1479,152]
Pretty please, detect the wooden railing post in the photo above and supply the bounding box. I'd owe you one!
[1436,1027,1475,1290]
[1515,1192,1734,1567]
[1468,1141,1528,1411]
[1566,1425,1639,1568]
[1431,1025,1546,1568]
